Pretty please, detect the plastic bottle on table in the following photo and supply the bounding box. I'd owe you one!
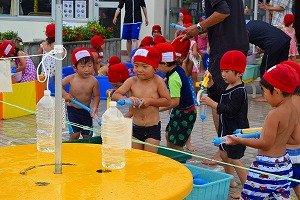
[36,90,55,152]
[101,101,126,169]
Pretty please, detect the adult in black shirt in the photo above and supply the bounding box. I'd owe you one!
[113,0,149,61]
[184,0,249,169]
[246,20,290,79]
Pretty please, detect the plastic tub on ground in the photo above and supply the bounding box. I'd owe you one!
[184,164,233,200]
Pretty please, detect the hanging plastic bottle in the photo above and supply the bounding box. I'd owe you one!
[101,101,126,169]
[36,90,55,152]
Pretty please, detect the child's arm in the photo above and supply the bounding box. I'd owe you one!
[191,42,200,58]
[227,111,278,150]
[62,75,73,102]
[139,77,171,108]
[112,78,133,100]
[159,97,180,112]
[287,123,300,145]
[92,78,100,115]
[16,51,27,72]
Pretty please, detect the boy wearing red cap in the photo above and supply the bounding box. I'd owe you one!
[62,47,100,140]
[156,43,197,152]
[90,35,105,75]
[152,25,162,37]
[112,46,171,153]
[201,50,249,197]
[226,63,300,199]
[37,23,56,78]
[283,61,300,199]
[282,14,299,62]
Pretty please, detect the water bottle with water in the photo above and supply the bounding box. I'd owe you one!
[200,93,208,122]
[101,101,126,169]
[36,90,55,152]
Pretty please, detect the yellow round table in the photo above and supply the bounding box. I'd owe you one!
[0,143,192,200]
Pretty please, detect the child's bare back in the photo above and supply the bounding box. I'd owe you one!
[260,98,298,157]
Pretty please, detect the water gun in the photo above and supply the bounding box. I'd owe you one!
[196,72,210,106]
[71,98,102,126]
[234,127,262,134]
[170,23,186,31]
[212,131,261,146]
[107,90,112,109]
[117,99,142,108]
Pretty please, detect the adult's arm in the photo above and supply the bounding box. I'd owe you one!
[113,0,124,25]
[184,1,230,38]
[142,7,149,26]
[258,2,285,12]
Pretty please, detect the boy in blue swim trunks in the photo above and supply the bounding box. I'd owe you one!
[112,46,171,153]
[62,47,100,140]
[227,62,300,199]
[156,42,197,151]
[113,0,149,61]
[284,61,300,199]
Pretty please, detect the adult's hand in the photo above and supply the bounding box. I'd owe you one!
[145,19,149,26]
[181,24,198,40]
[113,17,117,25]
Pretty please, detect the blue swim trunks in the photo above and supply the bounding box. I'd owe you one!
[122,23,142,40]
[241,154,292,200]
[287,148,300,188]
[67,106,92,136]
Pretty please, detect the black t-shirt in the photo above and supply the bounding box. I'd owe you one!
[118,0,146,23]
[246,20,291,54]
[205,0,249,56]
[216,83,249,137]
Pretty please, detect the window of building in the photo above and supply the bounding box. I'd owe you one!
[0,0,90,19]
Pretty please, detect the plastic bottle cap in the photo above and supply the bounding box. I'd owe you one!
[109,101,117,107]
[44,90,51,96]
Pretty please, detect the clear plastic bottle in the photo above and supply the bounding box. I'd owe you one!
[101,101,126,169]
[36,90,55,152]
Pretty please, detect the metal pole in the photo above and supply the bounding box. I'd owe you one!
[166,0,170,39]
[54,0,63,174]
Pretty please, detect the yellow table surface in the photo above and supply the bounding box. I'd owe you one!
[0,143,192,200]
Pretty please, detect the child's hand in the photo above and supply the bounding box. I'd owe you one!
[203,71,214,88]
[129,97,142,108]
[200,95,217,108]
[63,93,73,102]
[139,98,151,108]
[225,135,240,145]
[92,107,98,117]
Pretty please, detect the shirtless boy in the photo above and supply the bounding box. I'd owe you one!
[112,46,171,153]
[62,47,100,140]
[227,63,300,199]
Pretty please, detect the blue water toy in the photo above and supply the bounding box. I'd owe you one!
[71,98,102,126]
[117,99,142,108]
[233,127,262,134]
[212,131,261,146]
[11,66,17,73]
[193,178,208,185]
[170,23,186,31]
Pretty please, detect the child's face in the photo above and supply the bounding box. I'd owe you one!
[158,62,168,74]
[76,60,94,78]
[133,62,155,80]
[152,31,161,37]
[221,70,242,84]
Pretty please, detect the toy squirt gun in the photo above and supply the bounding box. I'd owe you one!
[195,73,210,137]
[212,127,262,146]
